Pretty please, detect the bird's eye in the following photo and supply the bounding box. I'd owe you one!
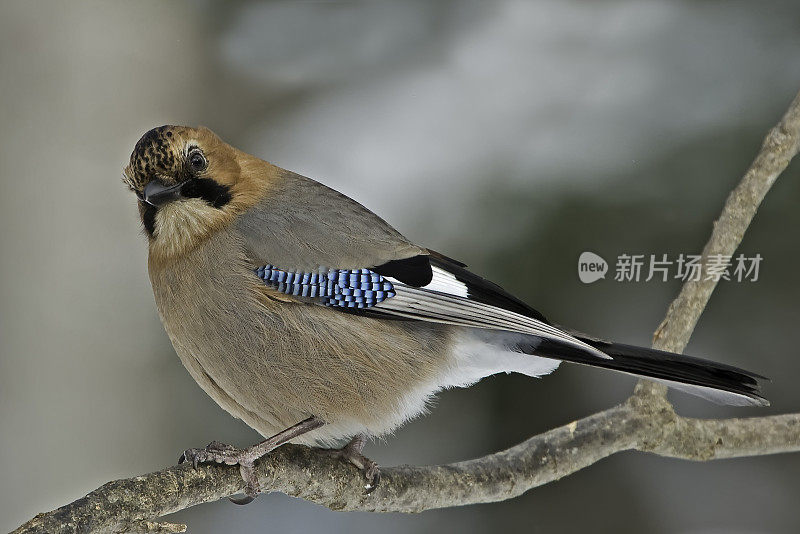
[188,149,207,172]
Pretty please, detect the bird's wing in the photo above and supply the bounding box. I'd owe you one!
[250,252,608,359]
[234,170,606,358]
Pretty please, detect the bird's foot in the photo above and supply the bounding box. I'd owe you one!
[176,416,326,506]
[178,441,260,505]
[320,434,381,493]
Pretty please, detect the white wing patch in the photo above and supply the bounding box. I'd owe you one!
[422,266,469,297]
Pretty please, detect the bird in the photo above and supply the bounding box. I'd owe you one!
[123,125,767,504]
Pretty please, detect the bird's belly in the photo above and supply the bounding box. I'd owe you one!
[149,233,453,445]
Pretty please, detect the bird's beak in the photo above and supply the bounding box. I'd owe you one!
[142,180,185,207]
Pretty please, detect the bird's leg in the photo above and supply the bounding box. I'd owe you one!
[178,415,324,505]
[318,433,381,493]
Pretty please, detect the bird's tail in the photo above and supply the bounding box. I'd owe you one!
[517,335,768,406]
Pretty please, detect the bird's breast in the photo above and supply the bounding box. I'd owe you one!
[148,228,300,436]
[147,227,454,444]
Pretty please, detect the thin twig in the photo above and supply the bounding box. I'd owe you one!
[652,90,800,354]
[637,89,800,398]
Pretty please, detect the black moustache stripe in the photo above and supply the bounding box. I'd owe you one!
[180,178,232,209]
[141,202,157,237]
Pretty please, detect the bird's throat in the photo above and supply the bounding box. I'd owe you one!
[147,198,235,264]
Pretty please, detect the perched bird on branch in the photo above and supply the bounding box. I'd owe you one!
[123,125,766,504]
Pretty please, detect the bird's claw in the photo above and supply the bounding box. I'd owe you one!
[178,440,240,468]
[320,435,382,494]
[177,441,260,504]
[177,448,202,469]
[363,461,381,494]
[229,494,255,506]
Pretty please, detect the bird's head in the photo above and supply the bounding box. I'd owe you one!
[123,125,270,260]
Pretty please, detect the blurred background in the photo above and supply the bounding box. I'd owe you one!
[2,1,799,532]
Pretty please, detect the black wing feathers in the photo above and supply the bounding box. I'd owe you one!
[373,251,551,324]
[426,251,551,323]
[372,255,433,287]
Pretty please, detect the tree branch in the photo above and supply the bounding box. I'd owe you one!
[637,88,800,399]
[14,89,800,534]
[652,89,800,354]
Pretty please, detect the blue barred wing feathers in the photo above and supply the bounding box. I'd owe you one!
[255,265,396,309]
